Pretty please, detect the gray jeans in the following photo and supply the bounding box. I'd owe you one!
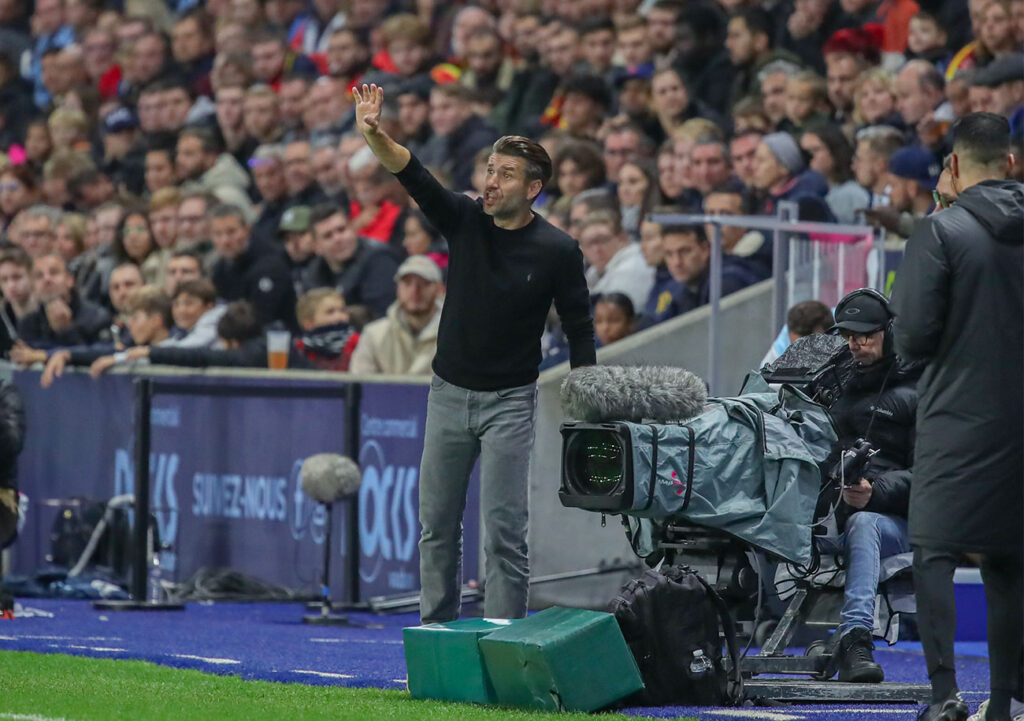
[418,374,537,624]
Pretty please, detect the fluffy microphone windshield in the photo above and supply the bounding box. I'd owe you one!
[560,365,708,423]
[301,454,362,504]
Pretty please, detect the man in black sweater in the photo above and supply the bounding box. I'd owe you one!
[353,83,596,624]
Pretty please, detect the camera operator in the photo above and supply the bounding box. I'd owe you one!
[814,288,924,684]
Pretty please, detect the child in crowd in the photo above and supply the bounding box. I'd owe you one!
[906,12,952,75]
[164,279,224,348]
[294,288,360,371]
[594,292,636,348]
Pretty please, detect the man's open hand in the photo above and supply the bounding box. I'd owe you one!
[353,84,383,136]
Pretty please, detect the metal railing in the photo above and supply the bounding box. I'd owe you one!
[648,203,881,395]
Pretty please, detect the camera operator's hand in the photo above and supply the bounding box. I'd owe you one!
[842,478,873,509]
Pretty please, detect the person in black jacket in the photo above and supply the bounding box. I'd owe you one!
[209,203,297,330]
[0,380,25,554]
[892,113,1023,721]
[815,289,923,685]
[353,83,595,625]
[18,253,112,349]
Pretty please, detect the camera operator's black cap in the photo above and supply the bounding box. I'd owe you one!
[832,292,890,333]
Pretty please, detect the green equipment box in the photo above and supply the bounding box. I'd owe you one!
[403,618,512,704]
[478,606,644,712]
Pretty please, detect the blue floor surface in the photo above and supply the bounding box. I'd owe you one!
[0,599,992,720]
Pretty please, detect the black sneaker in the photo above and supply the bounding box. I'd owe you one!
[837,627,884,683]
[917,693,970,721]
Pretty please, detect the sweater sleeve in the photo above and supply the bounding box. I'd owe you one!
[393,153,476,244]
[554,241,596,369]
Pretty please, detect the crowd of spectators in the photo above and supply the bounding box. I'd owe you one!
[0,0,1021,377]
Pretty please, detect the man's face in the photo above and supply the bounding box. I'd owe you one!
[149,206,177,249]
[703,192,745,249]
[32,255,72,302]
[165,256,202,295]
[844,328,885,364]
[283,142,313,196]
[0,262,32,306]
[94,207,123,247]
[137,92,163,134]
[617,25,651,66]
[690,143,730,195]
[561,92,601,132]
[466,33,503,79]
[162,89,192,131]
[618,78,651,116]
[284,230,314,263]
[172,17,209,64]
[336,136,366,188]
[313,146,341,192]
[647,7,677,53]
[663,232,709,284]
[351,165,388,208]
[177,199,210,245]
[278,79,308,125]
[429,91,470,137]
[33,0,63,34]
[896,66,934,125]
[581,29,616,72]
[388,38,427,78]
[132,35,166,84]
[652,70,688,118]
[725,17,757,66]
[176,136,209,181]
[253,159,285,201]
[145,151,175,192]
[397,93,429,137]
[327,30,367,77]
[883,172,916,212]
[20,216,55,258]
[545,28,579,77]
[483,153,541,219]
[800,132,833,177]
[211,215,250,261]
[109,265,143,312]
[826,54,860,112]
[730,134,761,186]
[252,41,285,82]
[761,72,789,124]
[852,141,883,189]
[579,222,624,275]
[314,212,358,266]
[216,86,245,132]
[243,95,279,139]
[397,274,439,316]
[172,291,211,331]
[82,29,116,80]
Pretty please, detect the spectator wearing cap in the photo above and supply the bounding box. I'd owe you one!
[864,145,942,238]
[420,84,498,192]
[349,254,443,375]
[100,107,143,196]
[752,131,832,218]
[278,205,316,298]
[975,52,1024,134]
[611,66,661,142]
[394,76,434,156]
[301,204,399,319]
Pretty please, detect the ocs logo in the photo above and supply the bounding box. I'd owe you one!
[358,440,418,584]
[114,448,180,571]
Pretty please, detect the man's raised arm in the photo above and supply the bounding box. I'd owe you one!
[353,84,411,173]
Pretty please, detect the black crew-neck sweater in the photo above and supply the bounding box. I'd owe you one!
[394,154,595,391]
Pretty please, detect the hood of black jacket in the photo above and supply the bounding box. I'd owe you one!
[955,180,1024,245]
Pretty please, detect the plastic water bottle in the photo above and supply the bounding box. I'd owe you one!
[147,553,163,603]
[689,649,713,676]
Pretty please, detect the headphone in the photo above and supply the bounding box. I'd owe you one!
[835,288,894,356]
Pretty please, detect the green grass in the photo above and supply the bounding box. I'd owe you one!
[0,651,670,721]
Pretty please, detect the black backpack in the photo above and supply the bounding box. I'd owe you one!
[609,565,744,706]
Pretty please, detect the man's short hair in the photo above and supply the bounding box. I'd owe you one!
[217,300,262,343]
[149,187,181,212]
[735,8,774,39]
[787,300,834,337]
[173,278,216,305]
[180,127,222,155]
[578,15,615,37]
[208,203,248,226]
[432,83,477,104]
[570,187,618,216]
[952,112,1012,168]
[579,208,622,236]
[310,203,347,229]
[127,285,173,329]
[379,13,430,46]
[857,126,905,158]
[22,205,61,229]
[178,189,217,208]
[296,288,344,325]
[491,135,553,185]
[0,247,32,272]
[169,247,205,270]
[660,224,708,244]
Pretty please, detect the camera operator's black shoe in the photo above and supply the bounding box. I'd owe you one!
[916,693,969,721]
[837,627,884,683]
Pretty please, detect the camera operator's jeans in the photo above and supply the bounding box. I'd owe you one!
[816,511,910,639]
[417,375,537,625]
